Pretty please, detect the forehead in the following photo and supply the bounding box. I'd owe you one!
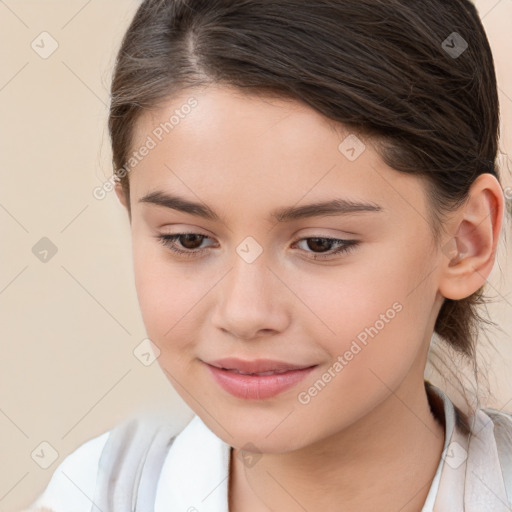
[132,84,342,162]
[128,85,428,223]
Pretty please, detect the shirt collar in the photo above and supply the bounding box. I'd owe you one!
[427,384,510,511]
[155,412,231,512]
[155,382,507,512]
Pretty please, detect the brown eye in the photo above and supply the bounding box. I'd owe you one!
[177,233,206,250]
[155,233,214,257]
[305,238,333,253]
[293,237,360,260]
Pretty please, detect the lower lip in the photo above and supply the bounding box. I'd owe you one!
[205,363,317,400]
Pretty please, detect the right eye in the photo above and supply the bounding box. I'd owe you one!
[155,233,216,258]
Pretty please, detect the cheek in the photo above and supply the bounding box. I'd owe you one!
[294,247,432,375]
[289,259,431,429]
[131,236,200,348]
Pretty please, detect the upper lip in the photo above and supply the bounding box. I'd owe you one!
[205,357,316,373]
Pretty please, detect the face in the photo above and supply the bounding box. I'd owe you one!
[119,84,445,453]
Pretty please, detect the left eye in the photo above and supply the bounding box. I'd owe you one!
[293,237,359,259]
[155,233,359,260]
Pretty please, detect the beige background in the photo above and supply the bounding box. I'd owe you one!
[0,1,511,509]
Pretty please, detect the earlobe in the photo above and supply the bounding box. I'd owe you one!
[437,173,505,301]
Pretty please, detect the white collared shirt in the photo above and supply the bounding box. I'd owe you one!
[29,383,512,511]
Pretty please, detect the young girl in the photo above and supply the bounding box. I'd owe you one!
[28,0,512,511]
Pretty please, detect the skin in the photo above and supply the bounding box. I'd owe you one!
[115,84,504,511]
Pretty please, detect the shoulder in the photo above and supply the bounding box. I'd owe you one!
[482,407,512,451]
[28,411,193,512]
[479,407,512,497]
[28,429,110,511]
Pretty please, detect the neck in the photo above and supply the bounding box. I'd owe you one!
[229,375,445,512]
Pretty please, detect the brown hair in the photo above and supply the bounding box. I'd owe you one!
[108,0,510,418]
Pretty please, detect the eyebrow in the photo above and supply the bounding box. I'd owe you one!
[138,190,384,222]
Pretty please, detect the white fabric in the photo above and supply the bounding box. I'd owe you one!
[29,384,512,511]
[29,430,110,510]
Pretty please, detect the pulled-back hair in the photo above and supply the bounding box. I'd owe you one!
[108,0,510,417]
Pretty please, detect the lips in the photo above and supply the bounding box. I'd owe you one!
[205,361,318,400]
[226,368,292,376]
[206,357,315,375]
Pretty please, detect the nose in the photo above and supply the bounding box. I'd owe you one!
[211,252,290,340]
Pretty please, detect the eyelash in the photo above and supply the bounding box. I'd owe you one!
[154,233,359,260]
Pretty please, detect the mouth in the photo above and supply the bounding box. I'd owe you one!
[206,357,316,374]
[217,368,300,376]
[203,358,318,400]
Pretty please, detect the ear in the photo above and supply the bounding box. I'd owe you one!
[115,181,129,210]
[438,173,505,300]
